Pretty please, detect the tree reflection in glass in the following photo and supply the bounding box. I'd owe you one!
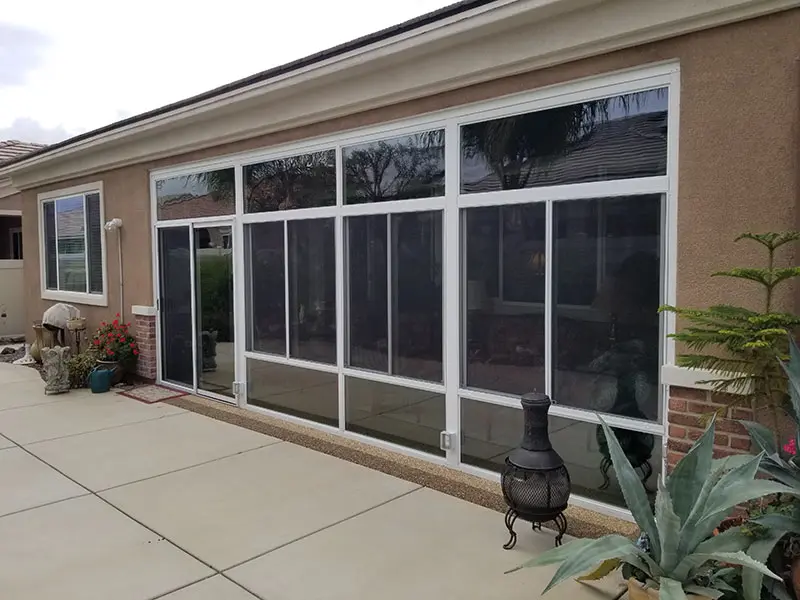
[245,150,336,212]
[344,129,445,203]
[461,89,667,193]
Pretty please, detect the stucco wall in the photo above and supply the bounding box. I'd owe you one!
[0,192,22,212]
[19,9,800,340]
[20,165,152,337]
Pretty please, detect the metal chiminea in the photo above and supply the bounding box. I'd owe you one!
[501,392,571,549]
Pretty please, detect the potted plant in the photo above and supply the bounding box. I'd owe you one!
[510,417,792,599]
[91,314,139,384]
[740,336,800,598]
[660,231,800,431]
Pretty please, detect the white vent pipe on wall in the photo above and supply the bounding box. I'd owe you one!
[104,218,124,322]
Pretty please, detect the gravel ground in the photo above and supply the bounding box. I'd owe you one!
[0,347,45,378]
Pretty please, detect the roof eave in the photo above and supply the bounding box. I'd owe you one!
[4,0,799,188]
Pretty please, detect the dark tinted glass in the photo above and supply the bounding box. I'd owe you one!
[553,195,661,422]
[43,202,57,289]
[344,130,445,204]
[463,204,546,396]
[346,377,445,456]
[347,215,388,372]
[392,211,443,382]
[288,219,336,364]
[156,169,235,220]
[85,193,103,294]
[159,227,193,386]
[245,150,335,213]
[460,399,661,507]
[461,89,667,193]
[246,222,285,355]
[248,359,338,427]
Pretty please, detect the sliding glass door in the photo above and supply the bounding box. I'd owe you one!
[158,227,193,387]
[157,221,236,402]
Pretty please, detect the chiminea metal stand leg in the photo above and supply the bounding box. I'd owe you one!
[503,508,518,550]
[554,513,568,547]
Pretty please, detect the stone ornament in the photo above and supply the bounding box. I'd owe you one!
[42,346,72,395]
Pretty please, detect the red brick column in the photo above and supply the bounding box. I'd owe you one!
[667,386,752,472]
[132,306,157,381]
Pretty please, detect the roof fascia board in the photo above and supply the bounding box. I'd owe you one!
[5,0,799,187]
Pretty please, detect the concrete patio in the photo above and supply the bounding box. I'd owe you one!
[0,362,625,599]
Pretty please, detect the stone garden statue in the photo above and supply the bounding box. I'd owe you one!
[42,346,72,394]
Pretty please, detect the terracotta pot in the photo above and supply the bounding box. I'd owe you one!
[791,557,800,599]
[627,579,709,600]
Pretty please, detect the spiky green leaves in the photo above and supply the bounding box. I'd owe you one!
[514,417,788,598]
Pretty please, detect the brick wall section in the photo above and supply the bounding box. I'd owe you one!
[134,315,156,380]
[667,386,752,472]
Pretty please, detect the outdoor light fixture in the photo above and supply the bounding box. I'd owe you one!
[501,392,571,549]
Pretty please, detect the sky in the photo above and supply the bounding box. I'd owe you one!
[0,0,455,145]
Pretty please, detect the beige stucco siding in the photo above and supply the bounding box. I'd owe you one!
[20,9,800,338]
[21,166,152,332]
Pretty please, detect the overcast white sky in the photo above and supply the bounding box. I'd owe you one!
[0,0,454,144]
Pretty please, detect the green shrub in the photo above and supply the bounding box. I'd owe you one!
[67,350,99,388]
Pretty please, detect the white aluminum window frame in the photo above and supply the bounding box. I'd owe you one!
[150,61,680,517]
[37,181,107,307]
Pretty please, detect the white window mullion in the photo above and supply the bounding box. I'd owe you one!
[284,220,290,359]
[544,199,553,400]
[234,165,247,407]
[386,213,393,375]
[335,146,346,430]
[443,121,460,465]
[189,226,199,392]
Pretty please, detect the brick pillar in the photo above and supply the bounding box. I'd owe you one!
[132,306,157,381]
[666,386,752,472]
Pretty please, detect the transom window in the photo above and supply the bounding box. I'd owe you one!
[40,186,105,302]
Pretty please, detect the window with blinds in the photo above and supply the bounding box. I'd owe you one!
[41,190,104,297]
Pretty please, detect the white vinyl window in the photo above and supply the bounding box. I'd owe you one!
[39,182,107,306]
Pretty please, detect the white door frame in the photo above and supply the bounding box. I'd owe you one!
[154,216,238,405]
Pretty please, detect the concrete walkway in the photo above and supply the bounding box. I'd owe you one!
[0,363,624,599]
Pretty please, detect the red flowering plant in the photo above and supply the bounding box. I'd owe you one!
[91,313,139,369]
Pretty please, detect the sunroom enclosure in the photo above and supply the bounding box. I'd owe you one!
[151,63,678,515]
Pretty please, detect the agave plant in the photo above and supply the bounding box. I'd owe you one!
[512,416,793,599]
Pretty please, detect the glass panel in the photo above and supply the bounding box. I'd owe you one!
[159,227,193,387]
[553,195,661,422]
[345,377,445,456]
[247,359,338,426]
[195,225,235,398]
[43,202,57,289]
[156,169,235,220]
[55,195,86,293]
[244,150,336,213]
[461,88,668,193]
[344,129,445,204]
[347,215,388,373]
[463,204,546,396]
[85,193,103,294]
[288,219,336,364]
[246,222,285,355]
[460,399,660,507]
[392,211,443,382]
